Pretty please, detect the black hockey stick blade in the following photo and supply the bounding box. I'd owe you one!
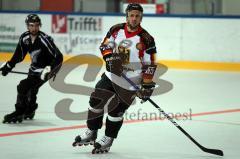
[201,147,224,156]
[10,71,28,75]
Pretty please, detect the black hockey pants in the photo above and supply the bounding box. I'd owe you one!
[87,73,136,138]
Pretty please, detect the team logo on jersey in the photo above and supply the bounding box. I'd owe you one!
[118,40,132,64]
[119,40,132,48]
[23,39,30,45]
[136,42,144,51]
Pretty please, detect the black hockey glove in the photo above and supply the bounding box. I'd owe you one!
[136,64,157,103]
[0,62,13,76]
[137,81,156,103]
[100,44,113,56]
[103,53,124,77]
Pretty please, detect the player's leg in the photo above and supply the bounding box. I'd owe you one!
[92,87,136,154]
[73,73,116,147]
[24,79,44,120]
[3,76,44,123]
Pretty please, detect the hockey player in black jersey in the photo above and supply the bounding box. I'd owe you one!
[0,14,63,123]
[73,3,157,154]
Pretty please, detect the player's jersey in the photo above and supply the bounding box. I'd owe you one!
[8,31,62,76]
[100,23,157,90]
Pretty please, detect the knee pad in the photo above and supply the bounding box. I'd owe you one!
[88,91,105,114]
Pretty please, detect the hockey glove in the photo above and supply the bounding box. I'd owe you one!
[137,64,157,103]
[103,53,124,77]
[137,81,156,103]
[0,62,13,76]
[40,66,51,81]
[100,44,113,57]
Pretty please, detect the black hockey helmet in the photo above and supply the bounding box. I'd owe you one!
[25,14,42,26]
[125,3,143,14]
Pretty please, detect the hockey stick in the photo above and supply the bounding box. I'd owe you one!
[9,63,62,77]
[10,71,28,75]
[121,73,224,156]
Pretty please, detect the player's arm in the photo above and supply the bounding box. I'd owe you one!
[44,35,63,66]
[99,39,123,77]
[137,36,157,102]
[99,25,124,76]
[0,37,28,76]
[41,35,63,81]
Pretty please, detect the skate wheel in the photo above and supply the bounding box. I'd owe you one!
[73,142,83,147]
[92,148,97,154]
[2,118,22,124]
[92,148,108,154]
[72,142,77,147]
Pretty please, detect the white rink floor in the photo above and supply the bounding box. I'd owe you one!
[0,63,239,159]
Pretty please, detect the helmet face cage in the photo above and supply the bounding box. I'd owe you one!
[125,3,143,16]
[25,14,42,26]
